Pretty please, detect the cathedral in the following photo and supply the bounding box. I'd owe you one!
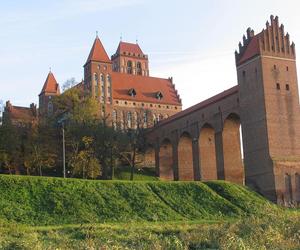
[3,36,182,128]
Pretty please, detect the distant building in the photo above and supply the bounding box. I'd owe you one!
[4,36,182,129]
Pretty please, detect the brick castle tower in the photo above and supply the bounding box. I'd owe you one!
[236,15,300,203]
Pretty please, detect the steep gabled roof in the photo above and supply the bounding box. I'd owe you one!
[111,72,181,105]
[237,34,261,65]
[40,72,60,95]
[86,36,111,64]
[116,41,144,55]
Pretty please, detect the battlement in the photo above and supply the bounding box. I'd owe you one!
[235,15,296,66]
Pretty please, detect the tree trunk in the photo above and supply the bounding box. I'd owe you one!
[130,150,136,181]
[39,164,42,176]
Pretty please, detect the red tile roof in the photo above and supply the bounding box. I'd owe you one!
[86,37,111,64]
[116,42,144,55]
[111,72,181,105]
[40,72,60,95]
[6,105,37,124]
[152,85,239,128]
[237,34,261,65]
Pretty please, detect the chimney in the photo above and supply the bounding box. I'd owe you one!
[5,101,12,112]
[30,103,37,117]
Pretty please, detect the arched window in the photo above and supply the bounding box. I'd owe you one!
[94,73,98,98]
[107,74,112,103]
[100,74,105,103]
[112,109,117,121]
[153,114,157,125]
[137,62,142,75]
[133,111,138,129]
[143,111,148,128]
[127,112,132,128]
[285,173,293,204]
[48,101,53,115]
[127,61,133,74]
[112,110,117,129]
[120,111,124,130]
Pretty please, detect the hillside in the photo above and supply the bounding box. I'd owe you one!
[0,175,280,226]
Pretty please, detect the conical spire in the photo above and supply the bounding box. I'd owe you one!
[40,71,60,95]
[85,36,111,64]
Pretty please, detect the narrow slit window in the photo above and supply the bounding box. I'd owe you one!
[276,83,280,90]
[286,84,290,91]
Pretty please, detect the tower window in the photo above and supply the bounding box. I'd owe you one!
[137,62,142,75]
[276,83,280,90]
[286,66,289,71]
[242,71,246,77]
[48,101,53,115]
[127,61,133,74]
[286,84,290,91]
[273,65,277,70]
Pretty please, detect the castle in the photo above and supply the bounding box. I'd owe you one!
[3,15,300,204]
[3,37,182,128]
[148,15,300,205]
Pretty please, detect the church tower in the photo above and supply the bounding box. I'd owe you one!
[84,35,113,117]
[111,41,149,76]
[39,71,60,116]
[236,15,300,203]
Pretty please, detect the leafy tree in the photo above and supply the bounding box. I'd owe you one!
[53,87,98,124]
[68,136,100,179]
[23,121,58,176]
[0,119,22,174]
[0,151,12,174]
[119,110,148,180]
[93,117,120,180]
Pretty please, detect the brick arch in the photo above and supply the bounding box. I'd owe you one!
[198,123,217,180]
[222,113,244,184]
[295,173,300,204]
[178,132,194,180]
[159,138,173,180]
[284,173,293,204]
[143,143,155,168]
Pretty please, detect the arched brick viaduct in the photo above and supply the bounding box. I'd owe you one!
[147,16,300,204]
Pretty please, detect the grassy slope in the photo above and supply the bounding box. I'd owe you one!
[0,175,280,226]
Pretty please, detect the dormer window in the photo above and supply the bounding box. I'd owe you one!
[128,88,137,97]
[156,91,163,100]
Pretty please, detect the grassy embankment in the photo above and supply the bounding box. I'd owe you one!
[0,174,299,249]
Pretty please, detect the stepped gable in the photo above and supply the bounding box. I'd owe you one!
[111,72,181,105]
[85,36,111,64]
[235,15,296,66]
[39,71,60,95]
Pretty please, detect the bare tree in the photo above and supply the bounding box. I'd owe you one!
[62,78,78,92]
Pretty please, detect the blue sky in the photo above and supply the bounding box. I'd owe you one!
[1,0,300,109]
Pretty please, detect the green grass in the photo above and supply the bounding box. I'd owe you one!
[113,166,159,181]
[0,215,299,249]
[0,174,279,226]
[0,174,299,249]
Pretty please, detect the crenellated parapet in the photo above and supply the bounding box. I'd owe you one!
[235,15,296,66]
